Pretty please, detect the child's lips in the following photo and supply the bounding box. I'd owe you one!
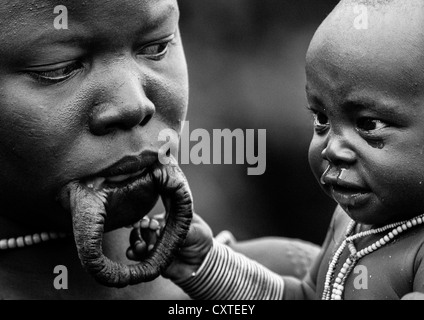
[330,184,372,207]
[321,167,372,207]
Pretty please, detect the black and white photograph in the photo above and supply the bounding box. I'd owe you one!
[1,0,424,304]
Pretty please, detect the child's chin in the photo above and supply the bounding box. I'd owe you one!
[341,204,391,227]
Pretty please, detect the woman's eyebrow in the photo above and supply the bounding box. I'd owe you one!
[23,3,178,47]
[31,33,93,47]
[141,4,179,34]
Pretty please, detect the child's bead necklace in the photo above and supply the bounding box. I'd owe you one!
[322,213,424,300]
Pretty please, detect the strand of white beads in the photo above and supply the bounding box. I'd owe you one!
[322,213,424,300]
[0,232,68,250]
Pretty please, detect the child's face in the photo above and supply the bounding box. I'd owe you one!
[306,1,424,225]
[0,0,188,227]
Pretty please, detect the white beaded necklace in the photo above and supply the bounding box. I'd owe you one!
[0,232,67,251]
[322,213,424,300]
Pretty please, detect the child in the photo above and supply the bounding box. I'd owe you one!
[130,0,424,299]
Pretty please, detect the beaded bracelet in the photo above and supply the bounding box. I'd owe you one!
[174,239,285,300]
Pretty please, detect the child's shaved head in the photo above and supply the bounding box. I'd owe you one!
[343,0,395,7]
[307,0,424,99]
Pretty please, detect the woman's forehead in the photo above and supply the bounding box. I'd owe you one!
[0,0,178,35]
[0,0,179,56]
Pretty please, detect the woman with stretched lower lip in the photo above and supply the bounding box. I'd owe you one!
[0,0,320,299]
[0,0,195,298]
[320,166,373,213]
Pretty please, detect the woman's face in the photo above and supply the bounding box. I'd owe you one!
[0,0,188,230]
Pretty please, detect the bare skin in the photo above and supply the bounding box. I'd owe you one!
[130,0,424,300]
[129,214,320,282]
[0,0,317,299]
[0,0,192,299]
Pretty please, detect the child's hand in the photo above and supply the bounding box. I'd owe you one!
[126,213,214,282]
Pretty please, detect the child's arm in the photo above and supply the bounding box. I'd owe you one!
[401,240,424,300]
[281,211,337,300]
[128,214,285,299]
[127,213,334,300]
[227,237,321,279]
[175,238,289,300]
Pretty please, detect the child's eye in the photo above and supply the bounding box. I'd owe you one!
[139,34,176,61]
[27,61,84,85]
[310,109,330,133]
[357,118,388,132]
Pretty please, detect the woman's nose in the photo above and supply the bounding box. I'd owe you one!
[89,73,155,136]
[321,134,356,165]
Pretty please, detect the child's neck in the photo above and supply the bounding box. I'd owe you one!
[354,211,424,232]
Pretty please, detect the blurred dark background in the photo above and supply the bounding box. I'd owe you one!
[161,0,340,245]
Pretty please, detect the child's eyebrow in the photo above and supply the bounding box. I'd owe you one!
[306,86,410,121]
[305,86,326,109]
[340,98,409,119]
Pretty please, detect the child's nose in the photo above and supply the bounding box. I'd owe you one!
[89,72,155,136]
[321,134,356,165]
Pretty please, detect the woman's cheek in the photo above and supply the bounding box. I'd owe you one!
[0,107,81,197]
[155,40,189,129]
[308,136,325,182]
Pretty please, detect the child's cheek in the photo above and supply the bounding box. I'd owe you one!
[308,136,335,200]
[308,136,325,180]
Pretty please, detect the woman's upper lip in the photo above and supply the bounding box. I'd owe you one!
[95,150,159,178]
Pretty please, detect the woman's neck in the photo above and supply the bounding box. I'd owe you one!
[0,216,38,239]
[1,228,130,299]
[0,204,71,240]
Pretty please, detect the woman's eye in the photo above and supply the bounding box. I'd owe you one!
[357,118,388,132]
[27,61,83,85]
[139,35,175,61]
[312,111,330,133]
[141,43,168,57]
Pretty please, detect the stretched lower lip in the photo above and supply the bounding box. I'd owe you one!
[331,187,371,208]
